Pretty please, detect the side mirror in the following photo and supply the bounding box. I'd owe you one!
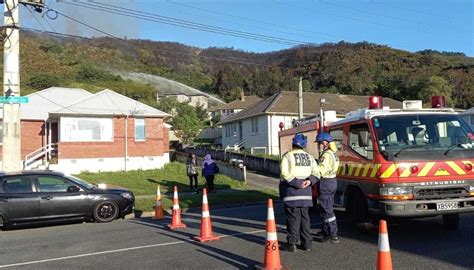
[358,131,369,147]
[67,186,80,193]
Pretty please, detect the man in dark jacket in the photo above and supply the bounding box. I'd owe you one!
[279,133,319,252]
[202,154,218,193]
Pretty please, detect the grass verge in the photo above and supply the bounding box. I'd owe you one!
[135,188,279,213]
[75,162,246,196]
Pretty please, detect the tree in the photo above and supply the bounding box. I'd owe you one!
[418,76,454,106]
[172,105,204,144]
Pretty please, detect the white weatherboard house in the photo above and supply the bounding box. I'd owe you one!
[219,91,402,155]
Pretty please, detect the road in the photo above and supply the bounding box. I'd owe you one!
[0,204,473,269]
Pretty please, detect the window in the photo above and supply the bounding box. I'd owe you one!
[251,118,259,133]
[37,176,70,192]
[3,177,33,193]
[61,117,113,142]
[329,129,343,150]
[135,118,146,141]
[349,124,373,159]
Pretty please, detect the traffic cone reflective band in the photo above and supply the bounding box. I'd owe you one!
[256,199,286,270]
[377,220,393,270]
[194,188,220,242]
[153,185,164,220]
[167,186,186,229]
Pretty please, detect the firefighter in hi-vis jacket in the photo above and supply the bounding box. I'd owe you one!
[314,133,340,243]
[279,133,319,252]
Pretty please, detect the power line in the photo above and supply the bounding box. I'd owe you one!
[320,0,466,36]
[60,1,311,46]
[166,1,350,42]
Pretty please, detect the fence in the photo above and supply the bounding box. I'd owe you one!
[172,151,247,182]
[180,147,280,177]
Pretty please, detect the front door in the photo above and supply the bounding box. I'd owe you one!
[34,175,90,220]
[50,121,58,144]
[0,176,40,223]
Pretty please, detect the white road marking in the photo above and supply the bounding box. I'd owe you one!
[0,215,347,269]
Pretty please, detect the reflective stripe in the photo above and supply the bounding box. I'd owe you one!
[324,216,336,223]
[173,191,178,199]
[381,164,398,178]
[267,208,275,221]
[446,161,466,175]
[173,204,179,210]
[378,234,390,252]
[417,162,435,177]
[202,211,210,218]
[266,232,278,241]
[203,195,208,205]
[283,196,313,202]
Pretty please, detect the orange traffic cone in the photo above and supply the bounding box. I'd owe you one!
[167,186,187,229]
[193,188,220,242]
[153,185,164,220]
[256,199,286,270]
[376,220,393,270]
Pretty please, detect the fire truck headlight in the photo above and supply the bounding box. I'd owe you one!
[380,186,413,196]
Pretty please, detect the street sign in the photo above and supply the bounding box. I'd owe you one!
[0,96,29,104]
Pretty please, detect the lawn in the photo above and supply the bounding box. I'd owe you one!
[75,162,246,196]
[135,188,279,213]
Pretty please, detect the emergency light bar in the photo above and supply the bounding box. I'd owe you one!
[369,96,383,109]
[403,100,423,110]
[431,96,446,108]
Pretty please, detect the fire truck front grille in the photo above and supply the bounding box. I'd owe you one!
[414,187,469,200]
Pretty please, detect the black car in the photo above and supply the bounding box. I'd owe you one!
[0,171,134,229]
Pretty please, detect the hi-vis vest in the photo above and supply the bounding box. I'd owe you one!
[280,149,320,207]
[318,149,339,179]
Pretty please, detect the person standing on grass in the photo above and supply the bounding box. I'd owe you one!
[186,153,199,194]
[202,154,219,193]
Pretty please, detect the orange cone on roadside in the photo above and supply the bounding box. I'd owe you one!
[193,188,220,242]
[153,185,164,219]
[255,199,286,270]
[167,186,187,229]
[376,220,393,270]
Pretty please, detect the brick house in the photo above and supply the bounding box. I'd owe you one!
[0,87,170,174]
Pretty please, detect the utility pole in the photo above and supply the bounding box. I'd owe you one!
[298,77,303,119]
[3,0,21,172]
[2,0,43,172]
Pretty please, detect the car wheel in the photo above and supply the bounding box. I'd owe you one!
[93,201,119,223]
[442,214,459,230]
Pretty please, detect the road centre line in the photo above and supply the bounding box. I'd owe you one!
[0,217,348,269]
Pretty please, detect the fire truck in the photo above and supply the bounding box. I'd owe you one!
[279,96,474,229]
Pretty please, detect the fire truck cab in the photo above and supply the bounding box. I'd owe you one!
[279,96,474,229]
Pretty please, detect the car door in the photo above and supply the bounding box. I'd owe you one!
[34,175,90,220]
[0,176,40,223]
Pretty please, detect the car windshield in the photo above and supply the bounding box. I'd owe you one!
[373,114,474,160]
[66,175,95,189]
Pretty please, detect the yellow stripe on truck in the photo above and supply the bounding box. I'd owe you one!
[361,164,371,177]
[354,164,363,177]
[399,164,415,178]
[446,161,466,175]
[417,162,435,177]
[380,164,398,178]
[370,164,381,178]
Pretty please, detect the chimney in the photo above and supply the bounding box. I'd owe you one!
[298,77,303,119]
[240,90,245,101]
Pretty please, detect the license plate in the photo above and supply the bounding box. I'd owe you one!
[436,202,459,211]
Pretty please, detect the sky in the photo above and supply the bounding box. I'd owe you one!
[17,0,474,56]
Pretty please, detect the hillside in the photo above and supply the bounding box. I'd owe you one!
[3,30,474,109]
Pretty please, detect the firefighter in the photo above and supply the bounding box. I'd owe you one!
[279,133,319,252]
[314,133,340,243]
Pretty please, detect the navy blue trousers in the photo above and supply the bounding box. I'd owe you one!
[317,178,338,236]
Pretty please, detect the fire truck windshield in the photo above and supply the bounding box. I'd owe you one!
[372,114,474,161]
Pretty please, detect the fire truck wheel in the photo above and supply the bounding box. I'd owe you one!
[349,189,370,224]
[442,214,459,230]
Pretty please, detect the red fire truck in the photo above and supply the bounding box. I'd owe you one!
[279,96,474,229]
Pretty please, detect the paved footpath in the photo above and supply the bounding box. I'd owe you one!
[1,203,473,270]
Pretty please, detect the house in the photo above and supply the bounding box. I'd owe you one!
[211,92,262,121]
[461,107,474,130]
[157,93,208,109]
[219,91,402,155]
[0,87,170,174]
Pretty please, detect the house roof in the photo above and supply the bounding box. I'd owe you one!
[463,107,474,114]
[213,96,263,111]
[13,87,93,120]
[52,89,169,117]
[220,91,403,124]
